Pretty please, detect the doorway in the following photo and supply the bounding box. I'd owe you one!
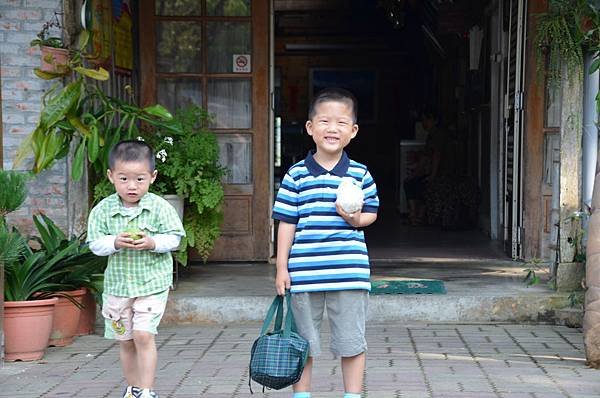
[273,0,508,261]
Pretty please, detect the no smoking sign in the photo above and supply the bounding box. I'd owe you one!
[233,54,251,73]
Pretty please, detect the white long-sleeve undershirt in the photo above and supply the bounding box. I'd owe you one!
[89,234,182,256]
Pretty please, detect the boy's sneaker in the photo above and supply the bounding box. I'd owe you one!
[122,386,141,398]
[138,389,158,398]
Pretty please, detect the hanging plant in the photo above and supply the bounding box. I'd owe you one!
[535,0,588,85]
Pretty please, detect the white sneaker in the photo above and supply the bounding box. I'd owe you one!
[138,389,158,398]
[122,386,140,398]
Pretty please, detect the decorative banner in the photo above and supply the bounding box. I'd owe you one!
[233,54,251,73]
[91,0,112,64]
[114,0,133,70]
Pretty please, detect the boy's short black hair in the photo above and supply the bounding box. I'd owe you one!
[108,140,155,171]
[308,87,358,123]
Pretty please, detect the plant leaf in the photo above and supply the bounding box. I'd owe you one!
[12,130,35,168]
[77,30,90,50]
[33,68,66,80]
[88,125,100,162]
[39,79,83,132]
[591,57,600,74]
[67,112,92,139]
[71,138,86,181]
[143,104,173,120]
[73,66,109,81]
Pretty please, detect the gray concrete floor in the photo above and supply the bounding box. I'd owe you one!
[165,220,560,325]
[174,260,550,298]
[1,322,597,398]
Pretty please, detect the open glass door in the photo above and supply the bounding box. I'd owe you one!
[502,0,527,259]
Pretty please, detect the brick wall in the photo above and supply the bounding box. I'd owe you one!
[0,0,68,234]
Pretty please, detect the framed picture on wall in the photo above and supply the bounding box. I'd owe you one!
[309,68,378,123]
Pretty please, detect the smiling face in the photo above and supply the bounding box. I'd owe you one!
[306,100,359,158]
[107,160,157,207]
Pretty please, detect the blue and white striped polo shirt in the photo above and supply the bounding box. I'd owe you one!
[272,151,379,293]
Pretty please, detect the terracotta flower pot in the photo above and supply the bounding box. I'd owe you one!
[39,46,69,73]
[75,289,97,336]
[3,297,58,361]
[48,288,86,347]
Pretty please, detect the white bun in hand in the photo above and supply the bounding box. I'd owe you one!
[336,177,364,213]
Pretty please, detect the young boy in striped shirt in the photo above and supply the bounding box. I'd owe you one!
[87,140,185,398]
[272,87,379,398]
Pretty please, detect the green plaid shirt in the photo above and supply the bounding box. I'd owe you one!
[87,192,185,297]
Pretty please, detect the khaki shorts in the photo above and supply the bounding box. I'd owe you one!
[102,290,169,340]
[291,290,368,357]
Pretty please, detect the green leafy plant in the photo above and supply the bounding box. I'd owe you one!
[30,214,106,295]
[142,106,227,263]
[30,24,109,81]
[568,291,585,308]
[14,34,174,185]
[4,214,106,302]
[29,13,65,49]
[0,170,29,230]
[0,170,29,265]
[523,257,549,287]
[567,208,589,263]
[535,0,587,84]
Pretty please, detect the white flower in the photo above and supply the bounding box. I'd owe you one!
[156,149,168,163]
[136,136,144,141]
[164,136,174,145]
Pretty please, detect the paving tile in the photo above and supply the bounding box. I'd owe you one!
[1,323,599,397]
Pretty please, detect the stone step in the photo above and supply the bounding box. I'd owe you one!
[162,292,571,324]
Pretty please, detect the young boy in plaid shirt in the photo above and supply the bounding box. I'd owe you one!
[272,88,379,398]
[87,140,185,398]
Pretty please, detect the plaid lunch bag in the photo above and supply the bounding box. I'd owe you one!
[249,292,309,392]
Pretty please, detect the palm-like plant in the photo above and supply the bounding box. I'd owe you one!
[0,170,29,230]
[4,214,106,302]
[0,170,28,272]
[0,232,26,266]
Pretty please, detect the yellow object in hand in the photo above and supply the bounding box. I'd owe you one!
[124,227,143,241]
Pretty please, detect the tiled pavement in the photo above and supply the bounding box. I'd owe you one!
[1,322,599,398]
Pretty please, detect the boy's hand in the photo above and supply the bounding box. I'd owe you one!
[336,202,362,228]
[114,232,137,249]
[275,269,291,296]
[130,232,156,251]
[114,232,156,250]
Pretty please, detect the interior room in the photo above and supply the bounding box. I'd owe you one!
[273,0,505,261]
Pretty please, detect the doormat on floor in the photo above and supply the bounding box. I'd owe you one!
[371,279,447,295]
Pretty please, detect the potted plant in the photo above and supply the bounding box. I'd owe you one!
[14,35,174,186]
[1,170,60,361]
[29,214,106,346]
[140,105,227,264]
[29,14,69,74]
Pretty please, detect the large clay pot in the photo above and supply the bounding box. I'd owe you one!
[48,288,86,347]
[39,46,69,73]
[75,289,97,336]
[3,297,58,361]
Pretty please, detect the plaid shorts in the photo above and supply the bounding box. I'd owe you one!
[102,290,169,340]
[291,290,368,357]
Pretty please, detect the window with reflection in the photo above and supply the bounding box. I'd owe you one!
[217,134,252,184]
[155,0,202,16]
[207,0,251,16]
[157,79,203,114]
[156,22,202,73]
[208,79,252,128]
[207,22,251,73]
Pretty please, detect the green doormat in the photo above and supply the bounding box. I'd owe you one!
[371,279,447,295]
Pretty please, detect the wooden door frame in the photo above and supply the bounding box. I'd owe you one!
[138,1,271,261]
